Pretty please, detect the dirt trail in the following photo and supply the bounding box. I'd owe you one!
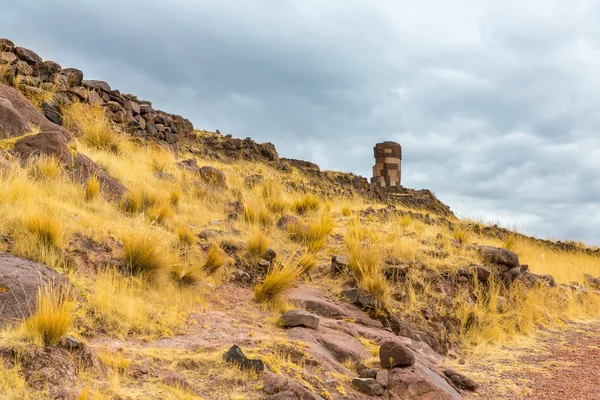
[464,322,600,399]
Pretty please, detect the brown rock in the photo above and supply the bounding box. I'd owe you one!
[87,89,103,106]
[32,61,62,81]
[279,309,320,329]
[14,46,42,64]
[0,52,17,64]
[389,364,461,399]
[352,377,384,396]
[0,84,71,140]
[13,131,72,164]
[376,370,388,388]
[276,215,301,230]
[128,100,141,114]
[82,79,111,92]
[443,369,479,391]
[0,254,70,327]
[0,38,14,52]
[198,166,227,187]
[379,340,415,368]
[61,68,83,87]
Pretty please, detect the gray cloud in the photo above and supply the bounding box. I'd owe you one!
[2,0,600,243]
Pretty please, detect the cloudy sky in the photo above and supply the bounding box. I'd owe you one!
[3,0,600,243]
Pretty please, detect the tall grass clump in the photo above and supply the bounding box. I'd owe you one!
[262,180,287,213]
[291,193,321,215]
[452,225,471,245]
[85,175,100,201]
[26,214,62,249]
[120,187,159,214]
[341,206,352,217]
[177,224,195,247]
[247,228,269,258]
[254,261,301,309]
[29,155,62,180]
[243,202,274,227]
[63,102,121,153]
[287,214,334,252]
[24,283,77,346]
[202,245,225,274]
[296,253,317,275]
[123,231,174,277]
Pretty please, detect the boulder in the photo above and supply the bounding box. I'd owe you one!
[223,345,264,372]
[176,158,200,173]
[379,340,415,369]
[14,60,33,76]
[474,246,519,270]
[0,52,17,64]
[352,377,384,396]
[0,83,72,140]
[82,79,111,92]
[0,38,14,52]
[279,310,320,330]
[32,61,61,81]
[388,364,462,399]
[376,370,388,388]
[0,254,69,326]
[443,369,479,391]
[14,47,42,64]
[342,288,375,310]
[41,101,62,125]
[474,265,491,282]
[198,166,227,187]
[61,68,83,87]
[276,215,301,230]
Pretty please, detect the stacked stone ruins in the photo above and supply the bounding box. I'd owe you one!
[0,38,193,148]
[371,141,402,188]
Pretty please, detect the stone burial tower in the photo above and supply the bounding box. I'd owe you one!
[371,141,402,187]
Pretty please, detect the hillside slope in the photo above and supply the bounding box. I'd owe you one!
[1,38,600,400]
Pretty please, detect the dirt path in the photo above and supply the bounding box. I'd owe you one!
[462,322,600,399]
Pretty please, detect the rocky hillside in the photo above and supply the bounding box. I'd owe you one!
[1,38,600,400]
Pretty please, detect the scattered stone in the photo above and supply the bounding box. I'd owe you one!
[379,340,415,369]
[342,288,375,309]
[276,215,300,230]
[375,370,388,388]
[176,158,200,173]
[444,369,479,391]
[474,265,491,282]
[263,248,277,262]
[198,166,227,187]
[584,274,600,289]
[223,345,264,372]
[358,368,378,379]
[279,310,320,330]
[263,372,288,395]
[61,68,83,87]
[352,377,384,396]
[32,61,62,81]
[41,101,62,125]
[331,255,349,274]
[244,173,264,188]
[388,364,461,399]
[0,52,17,64]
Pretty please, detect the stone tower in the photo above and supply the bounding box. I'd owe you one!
[371,141,402,187]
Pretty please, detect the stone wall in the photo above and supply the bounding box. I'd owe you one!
[371,141,402,187]
[0,38,193,148]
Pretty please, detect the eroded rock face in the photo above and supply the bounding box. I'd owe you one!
[0,84,72,140]
[0,254,69,327]
[380,340,416,369]
[279,310,320,330]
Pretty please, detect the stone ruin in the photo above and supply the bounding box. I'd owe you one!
[371,141,402,188]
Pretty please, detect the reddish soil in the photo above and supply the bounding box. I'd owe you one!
[465,322,600,399]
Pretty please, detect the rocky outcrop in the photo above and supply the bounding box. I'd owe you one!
[279,309,320,330]
[14,131,127,199]
[0,254,69,327]
[0,84,71,140]
[0,39,193,149]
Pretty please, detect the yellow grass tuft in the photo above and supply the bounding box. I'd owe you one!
[24,283,77,346]
[26,214,62,248]
[202,245,225,274]
[63,102,121,152]
[29,155,62,180]
[123,231,174,277]
[341,206,352,217]
[85,175,100,201]
[452,226,471,245]
[247,228,269,258]
[254,261,300,309]
[149,202,174,225]
[296,253,317,274]
[243,202,274,227]
[177,224,195,246]
[291,193,321,215]
[120,187,159,214]
[170,264,203,287]
[287,214,334,252]
[98,350,131,374]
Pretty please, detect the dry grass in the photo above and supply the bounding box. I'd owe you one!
[63,102,121,153]
[296,253,317,275]
[177,224,195,247]
[341,206,352,217]
[254,261,300,309]
[123,230,174,277]
[85,175,100,201]
[202,245,225,275]
[24,283,77,346]
[287,214,334,252]
[98,350,131,374]
[247,228,269,258]
[25,214,62,249]
[243,202,274,227]
[29,155,62,180]
[291,193,321,215]
[452,225,472,245]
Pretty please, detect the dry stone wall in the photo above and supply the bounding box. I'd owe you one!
[0,38,193,148]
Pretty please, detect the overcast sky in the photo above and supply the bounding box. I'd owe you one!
[2,0,600,244]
